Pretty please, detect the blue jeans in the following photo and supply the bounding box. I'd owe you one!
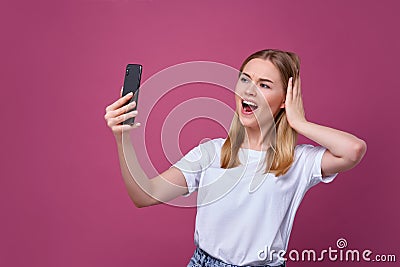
[187,246,286,267]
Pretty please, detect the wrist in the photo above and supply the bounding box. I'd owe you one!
[114,133,130,145]
[290,119,309,133]
[114,133,122,142]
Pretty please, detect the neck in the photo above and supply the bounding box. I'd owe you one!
[242,123,274,151]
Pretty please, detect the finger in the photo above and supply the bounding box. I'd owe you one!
[114,100,137,118]
[113,109,138,125]
[286,77,293,102]
[120,86,123,97]
[293,77,299,98]
[105,100,137,121]
[298,75,301,92]
[295,75,302,98]
[106,92,133,112]
[130,122,141,128]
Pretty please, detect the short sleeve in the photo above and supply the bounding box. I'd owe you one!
[170,140,215,197]
[296,144,339,190]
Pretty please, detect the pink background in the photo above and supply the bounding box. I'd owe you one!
[1,0,399,266]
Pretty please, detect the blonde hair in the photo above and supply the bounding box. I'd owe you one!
[220,49,300,176]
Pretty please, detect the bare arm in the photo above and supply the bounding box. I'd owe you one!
[105,89,189,208]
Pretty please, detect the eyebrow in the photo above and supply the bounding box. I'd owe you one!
[242,72,274,83]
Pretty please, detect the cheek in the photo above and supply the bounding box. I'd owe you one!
[235,94,241,105]
[234,83,246,106]
[234,96,242,112]
[234,81,245,95]
[262,92,285,111]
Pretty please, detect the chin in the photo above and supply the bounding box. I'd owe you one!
[238,110,277,131]
[237,112,259,128]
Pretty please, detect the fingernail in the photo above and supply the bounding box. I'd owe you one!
[128,92,133,96]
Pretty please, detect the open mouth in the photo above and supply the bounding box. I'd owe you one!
[241,99,258,114]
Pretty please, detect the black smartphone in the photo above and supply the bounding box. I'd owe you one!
[121,64,142,125]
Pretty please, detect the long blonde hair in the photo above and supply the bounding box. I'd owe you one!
[220,49,300,176]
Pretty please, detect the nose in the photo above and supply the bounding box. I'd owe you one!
[244,82,257,96]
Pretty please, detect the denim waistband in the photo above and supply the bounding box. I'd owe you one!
[192,246,286,267]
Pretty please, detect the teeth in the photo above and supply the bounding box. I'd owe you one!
[243,100,258,107]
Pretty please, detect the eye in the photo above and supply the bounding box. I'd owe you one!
[240,76,249,83]
[260,83,270,89]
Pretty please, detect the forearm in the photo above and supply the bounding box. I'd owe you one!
[293,121,367,162]
[115,135,154,208]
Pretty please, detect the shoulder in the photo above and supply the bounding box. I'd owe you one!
[210,137,226,147]
[295,144,315,156]
[197,137,226,150]
[174,138,225,167]
[189,138,226,159]
[292,144,338,186]
[294,143,328,165]
[295,144,325,156]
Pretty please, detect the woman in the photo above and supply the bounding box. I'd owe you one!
[104,49,367,267]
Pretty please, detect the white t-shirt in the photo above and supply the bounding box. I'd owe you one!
[172,138,338,266]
